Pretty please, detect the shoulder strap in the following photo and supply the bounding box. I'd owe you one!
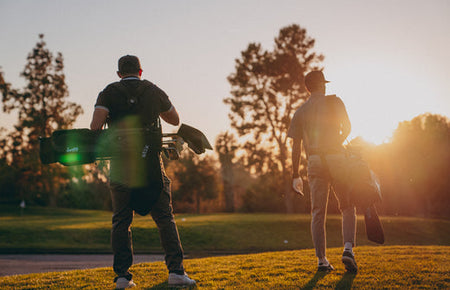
[115,82,148,112]
[114,81,161,131]
[325,95,338,112]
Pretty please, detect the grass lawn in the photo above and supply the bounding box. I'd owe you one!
[0,246,448,289]
[1,207,449,288]
[0,206,449,254]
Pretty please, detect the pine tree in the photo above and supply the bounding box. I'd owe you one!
[0,34,83,205]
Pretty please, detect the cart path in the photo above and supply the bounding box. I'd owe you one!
[0,254,164,276]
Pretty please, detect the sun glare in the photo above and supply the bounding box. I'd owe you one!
[328,61,432,145]
[349,118,396,145]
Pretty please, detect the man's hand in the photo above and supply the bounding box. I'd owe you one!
[292,177,304,196]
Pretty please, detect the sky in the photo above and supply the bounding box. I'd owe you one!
[1,0,449,145]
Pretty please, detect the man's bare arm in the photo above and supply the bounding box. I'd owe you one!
[160,106,180,126]
[291,138,302,178]
[90,108,108,131]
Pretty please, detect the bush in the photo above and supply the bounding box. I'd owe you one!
[58,180,111,211]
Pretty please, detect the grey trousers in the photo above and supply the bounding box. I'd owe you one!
[307,154,356,259]
[110,175,185,277]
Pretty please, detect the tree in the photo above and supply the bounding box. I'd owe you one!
[225,24,324,213]
[388,113,450,217]
[173,152,220,213]
[0,34,83,206]
[359,113,450,218]
[215,131,238,212]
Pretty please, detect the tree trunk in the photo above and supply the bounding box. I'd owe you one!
[283,175,294,213]
[221,156,235,212]
[196,192,201,214]
[279,144,294,213]
[48,171,58,207]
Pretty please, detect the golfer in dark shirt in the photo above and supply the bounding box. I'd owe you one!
[90,55,196,288]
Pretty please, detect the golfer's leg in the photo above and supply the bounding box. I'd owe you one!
[332,186,356,246]
[327,154,356,247]
[111,182,134,277]
[309,175,329,259]
[341,206,356,246]
[151,176,185,274]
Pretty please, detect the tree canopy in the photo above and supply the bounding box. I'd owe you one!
[225,24,323,212]
[0,34,83,205]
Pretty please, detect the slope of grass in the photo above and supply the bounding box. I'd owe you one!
[0,246,448,289]
[0,206,449,254]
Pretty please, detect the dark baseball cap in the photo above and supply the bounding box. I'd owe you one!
[118,55,142,74]
[305,70,330,87]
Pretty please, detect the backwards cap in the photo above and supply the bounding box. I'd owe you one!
[118,55,141,74]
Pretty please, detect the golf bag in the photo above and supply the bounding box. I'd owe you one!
[345,146,384,244]
[39,123,212,166]
[39,124,212,215]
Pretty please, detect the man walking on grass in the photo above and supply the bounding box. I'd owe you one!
[288,71,358,273]
[90,55,196,288]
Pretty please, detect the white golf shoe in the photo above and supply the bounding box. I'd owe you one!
[168,272,196,287]
[115,277,136,289]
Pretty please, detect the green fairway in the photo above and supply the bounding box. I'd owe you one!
[0,246,448,289]
[0,206,449,254]
[1,207,449,288]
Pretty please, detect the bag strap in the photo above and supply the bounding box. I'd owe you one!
[115,81,148,112]
[115,82,161,130]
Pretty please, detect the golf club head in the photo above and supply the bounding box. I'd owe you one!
[177,123,212,154]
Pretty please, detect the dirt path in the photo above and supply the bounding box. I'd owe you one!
[0,254,164,276]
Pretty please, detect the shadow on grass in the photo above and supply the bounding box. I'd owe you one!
[335,272,357,290]
[144,282,167,289]
[145,282,197,289]
[301,270,328,290]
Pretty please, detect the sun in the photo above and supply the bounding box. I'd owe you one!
[343,93,402,145]
[326,62,428,145]
[348,117,396,145]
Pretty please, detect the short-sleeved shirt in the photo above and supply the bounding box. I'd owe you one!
[287,92,350,156]
[95,77,172,128]
[95,77,171,187]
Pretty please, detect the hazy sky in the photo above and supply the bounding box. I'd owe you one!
[1,0,449,145]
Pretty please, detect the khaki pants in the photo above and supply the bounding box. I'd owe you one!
[308,154,356,259]
[110,175,185,277]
